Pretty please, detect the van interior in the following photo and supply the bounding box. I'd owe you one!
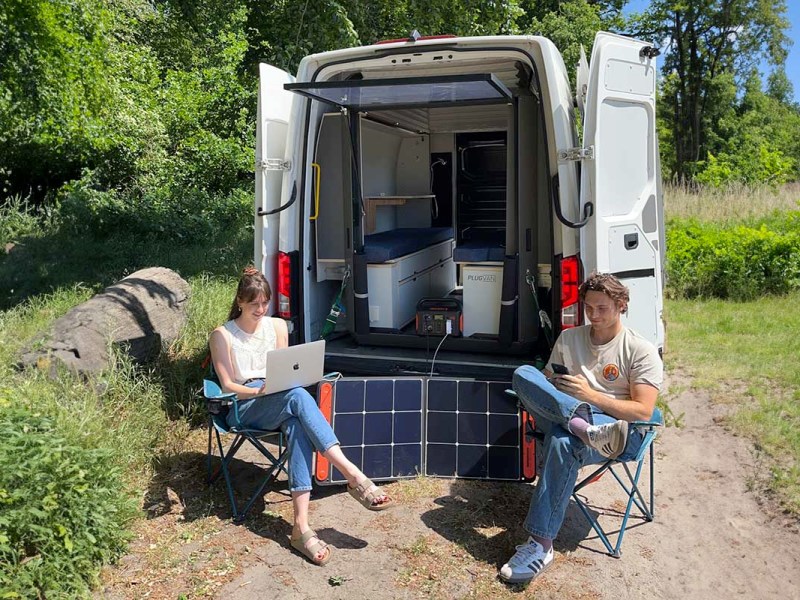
[287,59,560,376]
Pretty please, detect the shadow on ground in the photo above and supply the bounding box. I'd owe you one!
[420,479,595,568]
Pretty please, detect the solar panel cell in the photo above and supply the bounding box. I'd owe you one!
[488,446,520,480]
[363,445,393,478]
[366,379,394,411]
[364,412,392,445]
[427,411,457,443]
[489,382,519,414]
[457,445,488,478]
[427,380,457,411]
[393,412,422,444]
[489,413,520,446]
[458,380,488,413]
[334,413,364,446]
[336,380,365,413]
[426,443,457,476]
[393,444,422,477]
[458,412,488,445]
[395,380,423,411]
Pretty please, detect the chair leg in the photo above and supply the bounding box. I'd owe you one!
[234,446,290,524]
[207,429,290,523]
[213,429,244,522]
[572,442,656,558]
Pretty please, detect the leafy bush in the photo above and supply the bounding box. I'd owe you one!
[695,144,795,187]
[666,213,800,299]
[0,195,42,245]
[0,405,138,599]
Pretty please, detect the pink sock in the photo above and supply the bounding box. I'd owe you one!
[568,417,591,444]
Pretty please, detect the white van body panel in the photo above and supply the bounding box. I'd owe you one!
[580,32,664,349]
[256,31,664,359]
[255,64,295,315]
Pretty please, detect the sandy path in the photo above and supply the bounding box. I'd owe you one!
[97,378,800,599]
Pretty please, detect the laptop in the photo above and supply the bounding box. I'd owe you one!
[262,339,326,395]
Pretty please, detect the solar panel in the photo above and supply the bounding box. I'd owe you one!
[315,377,523,485]
[321,378,424,484]
[426,380,521,480]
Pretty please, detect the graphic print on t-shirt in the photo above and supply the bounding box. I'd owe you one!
[602,363,620,382]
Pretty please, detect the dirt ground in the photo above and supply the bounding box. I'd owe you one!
[98,374,800,600]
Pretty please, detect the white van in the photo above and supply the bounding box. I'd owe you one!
[254,31,665,380]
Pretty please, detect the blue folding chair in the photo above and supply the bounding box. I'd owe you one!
[572,408,663,557]
[204,377,289,523]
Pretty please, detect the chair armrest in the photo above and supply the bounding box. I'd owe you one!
[630,420,662,428]
[206,392,237,416]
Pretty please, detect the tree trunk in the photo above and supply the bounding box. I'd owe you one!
[18,267,191,377]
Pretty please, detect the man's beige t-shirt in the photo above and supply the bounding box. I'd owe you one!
[546,325,663,400]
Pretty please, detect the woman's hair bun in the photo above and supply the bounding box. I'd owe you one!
[242,265,260,277]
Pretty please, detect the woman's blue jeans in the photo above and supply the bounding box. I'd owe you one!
[512,365,644,540]
[226,384,339,493]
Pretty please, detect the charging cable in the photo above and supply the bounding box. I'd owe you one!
[429,319,452,377]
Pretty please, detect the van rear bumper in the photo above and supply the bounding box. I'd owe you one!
[324,336,533,379]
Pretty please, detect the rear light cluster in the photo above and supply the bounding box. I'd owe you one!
[560,255,582,329]
[277,251,292,319]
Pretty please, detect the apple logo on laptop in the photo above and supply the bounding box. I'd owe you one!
[293,363,300,370]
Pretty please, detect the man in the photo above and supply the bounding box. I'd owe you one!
[499,272,663,585]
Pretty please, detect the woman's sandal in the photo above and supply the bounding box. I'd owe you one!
[290,529,331,565]
[348,477,394,511]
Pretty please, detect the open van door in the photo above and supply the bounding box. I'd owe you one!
[580,32,665,350]
[256,64,295,315]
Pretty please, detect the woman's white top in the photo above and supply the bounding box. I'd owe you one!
[222,318,277,384]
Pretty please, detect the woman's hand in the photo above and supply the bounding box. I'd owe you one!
[552,373,594,401]
[257,382,268,396]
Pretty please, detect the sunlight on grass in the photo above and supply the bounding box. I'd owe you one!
[665,182,800,222]
[666,293,800,513]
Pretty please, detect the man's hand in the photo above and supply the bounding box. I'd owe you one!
[552,373,594,402]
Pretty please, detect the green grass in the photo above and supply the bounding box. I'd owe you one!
[665,294,800,513]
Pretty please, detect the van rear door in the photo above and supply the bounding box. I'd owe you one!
[256,64,295,315]
[580,32,665,349]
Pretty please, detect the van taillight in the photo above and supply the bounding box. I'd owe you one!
[560,255,581,329]
[277,251,292,319]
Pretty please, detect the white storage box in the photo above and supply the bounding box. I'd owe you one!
[367,240,455,329]
[462,264,504,336]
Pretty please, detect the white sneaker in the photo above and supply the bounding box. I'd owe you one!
[498,537,554,584]
[586,419,629,459]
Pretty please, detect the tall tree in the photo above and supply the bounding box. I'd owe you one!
[629,0,791,181]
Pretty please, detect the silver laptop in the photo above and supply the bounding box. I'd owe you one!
[262,339,326,395]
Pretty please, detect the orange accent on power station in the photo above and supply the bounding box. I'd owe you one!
[522,411,537,480]
[315,381,334,482]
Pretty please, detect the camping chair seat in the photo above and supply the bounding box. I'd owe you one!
[204,378,289,523]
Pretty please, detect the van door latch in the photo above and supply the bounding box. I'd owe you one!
[557,146,594,162]
[256,158,292,171]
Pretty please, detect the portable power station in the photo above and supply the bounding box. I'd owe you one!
[415,298,462,337]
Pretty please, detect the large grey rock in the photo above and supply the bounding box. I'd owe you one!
[18,267,190,376]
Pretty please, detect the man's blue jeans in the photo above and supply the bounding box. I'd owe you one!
[512,365,645,540]
[227,385,339,493]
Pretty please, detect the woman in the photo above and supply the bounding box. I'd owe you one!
[209,266,393,565]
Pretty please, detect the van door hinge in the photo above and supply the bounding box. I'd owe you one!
[256,158,292,171]
[557,146,594,162]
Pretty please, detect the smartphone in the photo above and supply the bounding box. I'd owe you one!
[551,363,569,375]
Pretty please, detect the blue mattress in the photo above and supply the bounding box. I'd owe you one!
[364,227,454,263]
[453,241,506,263]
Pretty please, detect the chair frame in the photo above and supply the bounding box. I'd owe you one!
[204,379,289,523]
[572,418,662,558]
